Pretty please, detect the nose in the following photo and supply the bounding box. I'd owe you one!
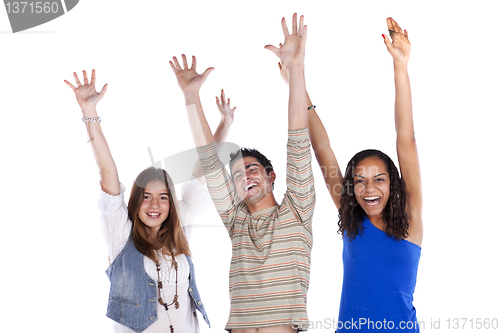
[150,197,159,208]
[365,180,375,192]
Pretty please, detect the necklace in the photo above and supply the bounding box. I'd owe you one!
[155,254,199,333]
[156,254,179,333]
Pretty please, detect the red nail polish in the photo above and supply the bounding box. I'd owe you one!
[382,34,385,39]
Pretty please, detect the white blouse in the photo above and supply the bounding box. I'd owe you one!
[97,178,211,333]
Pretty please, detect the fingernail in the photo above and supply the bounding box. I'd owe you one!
[382,34,385,39]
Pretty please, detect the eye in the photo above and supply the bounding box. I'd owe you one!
[160,195,169,200]
[355,179,364,184]
[143,195,151,200]
[376,178,385,182]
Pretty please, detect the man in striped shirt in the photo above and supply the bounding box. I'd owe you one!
[171,13,314,332]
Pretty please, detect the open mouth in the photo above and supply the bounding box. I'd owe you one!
[363,196,381,206]
[146,212,160,218]
[245,182,258,191]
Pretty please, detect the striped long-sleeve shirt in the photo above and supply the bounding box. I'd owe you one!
[197,128,315,331]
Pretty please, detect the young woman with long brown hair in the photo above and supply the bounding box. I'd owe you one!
[64,70,235,332]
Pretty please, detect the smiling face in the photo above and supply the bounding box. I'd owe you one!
[138,180,171,237]
[231,156,276,205]
[353,156,391,221]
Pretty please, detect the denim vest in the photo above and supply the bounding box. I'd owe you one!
[105,234,210,332]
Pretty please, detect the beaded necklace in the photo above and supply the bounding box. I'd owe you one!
[156,254,179,333]
[155,253,199,333]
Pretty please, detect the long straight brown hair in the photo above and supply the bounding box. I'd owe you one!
[128,167,191,264]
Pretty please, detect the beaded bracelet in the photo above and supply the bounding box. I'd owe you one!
[82,117,101,123]
[307,105,316,110]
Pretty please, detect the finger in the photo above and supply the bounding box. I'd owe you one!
[90,69,96,85]
[182,54,188,70]
[278,61,282,71]
[172,56,181,70]
[215,96,221,108]
[64,80,76,91]
[382,33,394,53]
[302,24,308,42]
[201,67,214,79]
[100,83,108,96]
[221,89,226,104]
[191,55,197,70]
[298,14,305,35]
[227,97,231,108]
[404,29,409,39]
[73,72,82,87]
[390,17,403,33]
[264,44,280,57]
[386,17,393,30]
[292,13,297,35]
[83,70,89,85]
[281,17,290,36]
[169,61,178,73]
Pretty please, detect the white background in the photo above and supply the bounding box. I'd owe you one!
[1,0,499,332]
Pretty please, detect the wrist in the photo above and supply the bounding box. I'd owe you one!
[184,91,200,105]
[220,115,234,126]
[393,61,408,71]
[82,107,98,117]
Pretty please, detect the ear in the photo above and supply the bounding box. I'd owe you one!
[268,171,277,184]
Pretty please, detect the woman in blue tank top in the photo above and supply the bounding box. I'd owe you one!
[274,17,422,332]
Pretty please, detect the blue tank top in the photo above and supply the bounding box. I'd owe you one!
[338,216,421,332]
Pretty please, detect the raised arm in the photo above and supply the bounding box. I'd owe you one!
[64,70,119,196]
[191,89,236,184]
[170,55,215,147]
[171,55,239,233]
[265,13,308,130]
[278,60,343,209]
[383,18,423,245]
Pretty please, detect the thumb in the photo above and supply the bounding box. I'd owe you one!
[201,67,214,79]
[264,44,280,57]
[100,83,108,96]
[382,34,394,53]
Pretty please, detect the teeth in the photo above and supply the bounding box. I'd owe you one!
[364,197,380,200]
[147,213,160,217]
[245,183,258,190]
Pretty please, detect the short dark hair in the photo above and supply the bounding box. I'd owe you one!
[229,148,274,176]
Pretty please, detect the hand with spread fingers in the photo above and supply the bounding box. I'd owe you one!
[170,54,214,95]
[64,69,108,114]
[215,89,236,124]
[265,13,307,68]
[383,17,411,64]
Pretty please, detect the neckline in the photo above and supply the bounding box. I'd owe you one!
[250,205,278,218]
[364,216,422,250]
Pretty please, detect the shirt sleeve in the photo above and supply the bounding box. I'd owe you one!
[285,128,316,226]
[196,143,240,234]
[96,182,132,262]
[178,177,212,242]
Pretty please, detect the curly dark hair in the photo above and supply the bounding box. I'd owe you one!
[338,149,409,241]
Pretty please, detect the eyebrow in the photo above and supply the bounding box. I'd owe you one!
[144,191,169,195]
[233,163,261,177]
[353,173,387,178]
